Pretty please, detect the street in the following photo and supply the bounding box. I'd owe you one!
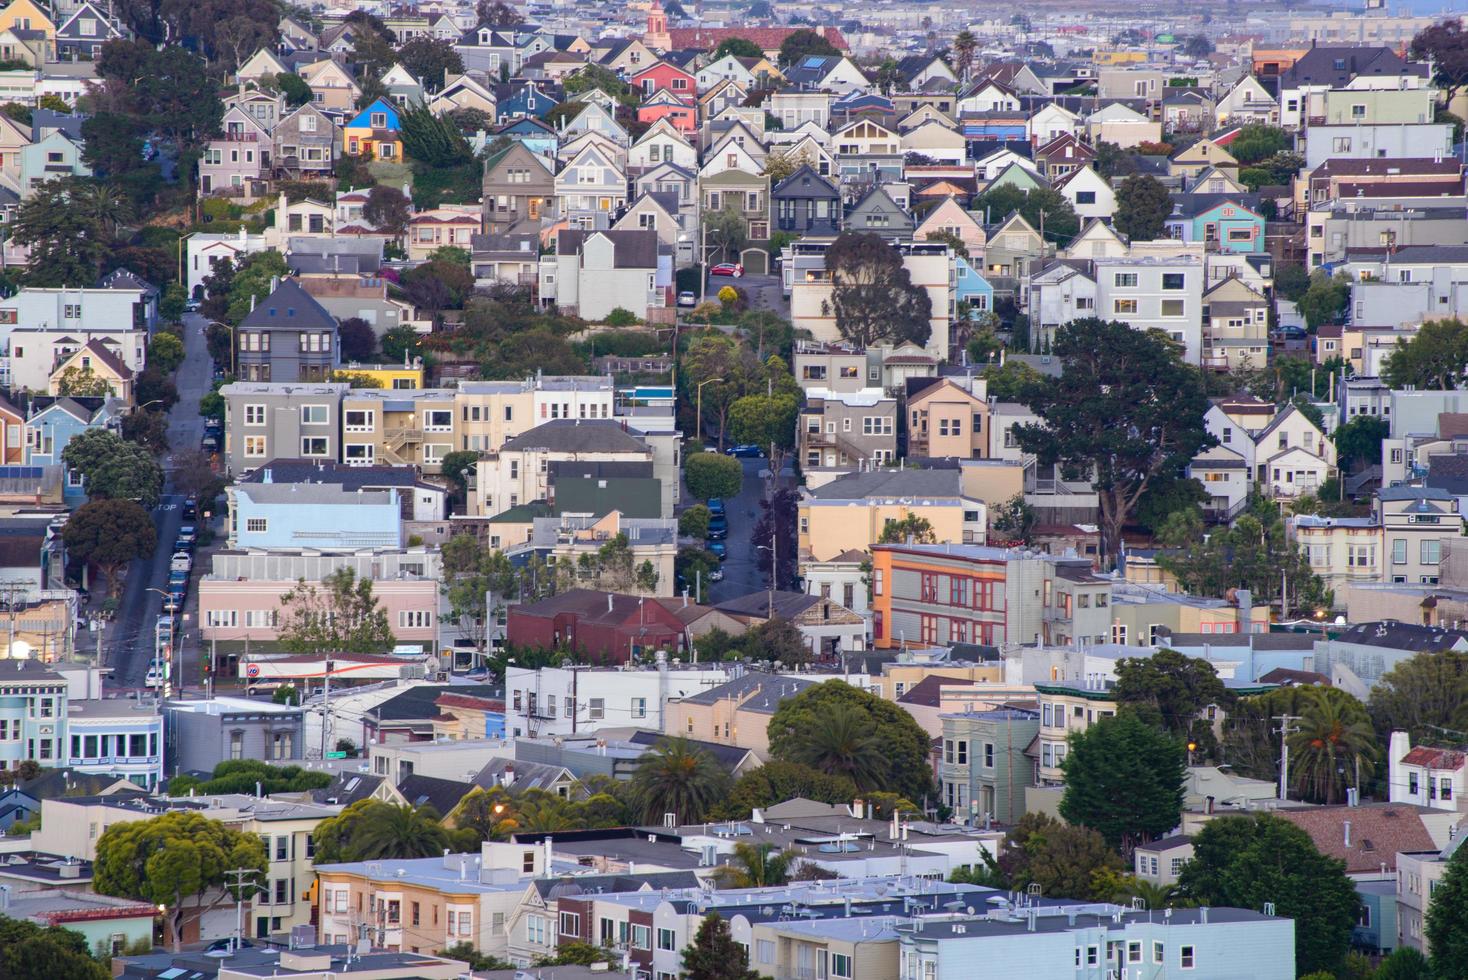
[703,456,794,605]
[105,312,213,689]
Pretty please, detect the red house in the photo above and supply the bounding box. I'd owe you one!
[506,588,688,662]
[637,89,697,134]
[631,61,696,99]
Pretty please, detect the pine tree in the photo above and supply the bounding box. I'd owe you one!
[680,914,760,980]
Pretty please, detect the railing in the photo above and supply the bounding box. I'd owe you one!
[218,131,260,142]
[385,427,423,452]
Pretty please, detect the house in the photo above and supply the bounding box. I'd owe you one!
[273,103,337,178]
[405,205,481,262]
[1253,403,1335,497]
[613,193,684,258]
[907,377,989,460]
[561,100,630,149]
[54,2,121,61]
[299,58,360,113]
[481,141,555,235]
[799,388,897,473]
[982,211,1047,301]
[1277,44,1428,129]
[844,186,913,237]
[1086,101,1161,149]
[541,229,666,322]
[938,708,1041,825]
[497,81,558,122]
[629,118,697,175]
[636,88,696,135]
[901,119,966,166]
[507,589,688,663]
[631,61,695,100]
[429,73,497,117]
[198,106,269,198]
[48,341,131,402]
[220,381,347,473]
[958,79,1021,115]
[916,197,988,258]
[1202,277,1270,373]
[379,63,425,108]
[783,55,867,93]
[342,98,402,161]
[1216,75,1279,127]
[1094,255,1205,363]
[234,278,339,383]
[1053,165,1115,222]
[799,470,986,565]
[555,142,628,226]
[1388,731,1465,813]
[1134,836,1196,888]
[700,165,771,274]
[953,256,995,317]
[1033,134,1095,183]
[23,396,117,502]
[771,165,840,236]
[19,129,88,196]
[664,672,820,755]
[1170,137,1239,182]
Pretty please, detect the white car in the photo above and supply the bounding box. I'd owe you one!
[708,567,724,582]
[145,660,166,688]
[677,290,696,307]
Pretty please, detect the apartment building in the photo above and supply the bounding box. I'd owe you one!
[799,470,986,563]
[235,278,340,384]
[792,341,874,394]
[1201,276,1270,372]
[798,388,897,472]
[221,381,349,474]
[1094,255,1205,364]
[503,663,741,738]
[664,672,820,756]
[906,377,989,460]
[938,708,1041,825]
[869,543,1110,650]
[1033,680,1117,787]
[340,388,458,472]
[0,659,66,772]
[1293,486,1461,592]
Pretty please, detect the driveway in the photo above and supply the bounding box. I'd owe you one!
[738,273,788,319]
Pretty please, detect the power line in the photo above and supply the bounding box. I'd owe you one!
[1272,714,1302,801]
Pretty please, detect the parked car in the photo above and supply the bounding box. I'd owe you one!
[709,262,743,278]
[178,525,197,544]
[677,290,696,307]
[182,499,197,520]
[707,540,727,561]
[725,444,765,458]
[184,300,201,314]
[145,659,166,688]
[707,497,725,515]
[708,566,724,582]
[706,512,728,539]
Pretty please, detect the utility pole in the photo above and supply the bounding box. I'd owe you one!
[222,868,259,953]
[320,659,333,760]
[768,524,776,619]
[1273,714,1302,801]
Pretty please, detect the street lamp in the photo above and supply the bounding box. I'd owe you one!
[695,378,718,442]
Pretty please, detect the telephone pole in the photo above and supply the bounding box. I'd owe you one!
[1273,714,1302,801]
[222,868,260,953]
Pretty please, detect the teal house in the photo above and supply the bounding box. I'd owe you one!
[953,255,995,318]
[1165,195,1267,254]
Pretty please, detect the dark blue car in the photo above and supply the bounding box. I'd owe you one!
[725,444,765,458]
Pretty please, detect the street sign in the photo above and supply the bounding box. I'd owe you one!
[325,751,347,760]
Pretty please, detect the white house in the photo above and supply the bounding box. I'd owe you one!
[540,228,668,322]
[1388,731,1465,813]
[185,228,271,299]
[1053,165,1116,221]
[505,664,744,738]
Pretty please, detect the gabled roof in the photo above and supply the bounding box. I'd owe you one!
[394,772,471,816]
[238,278,337,332]
[555,229,658,270]
[501,417,648,454]
[60,340,131,381]
[771,164,839,199]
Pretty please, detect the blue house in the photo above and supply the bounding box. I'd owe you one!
[1165,194,1267,254]
[486,117,557,158]
[24,396,122,507]
[343,98,403,160]
[953,256,995,318]
[228,482,402,551]
[497,82,557,123]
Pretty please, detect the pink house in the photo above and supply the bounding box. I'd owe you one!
[630,62,696,99]
[199,578,439,644]
[637,89,697,135]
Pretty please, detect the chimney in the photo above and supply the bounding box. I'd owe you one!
[543,836,554,875]
[608,593,614,613]
[1344,820,1352,848]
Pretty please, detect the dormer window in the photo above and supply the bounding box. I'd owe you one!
[480,30,490,44]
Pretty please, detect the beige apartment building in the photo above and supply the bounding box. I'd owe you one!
[341,388,459,473]
[906,377,990,459]
[798,470,986,563]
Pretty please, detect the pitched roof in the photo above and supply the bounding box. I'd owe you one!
[1277,803,1437,873]
[65,340,132,381]
[805,468,963,500]
[556,229,659,269]
[1401,746,1467,771]
[664,26,847,53]
[394,772,471,816]
[238,278,337,332]
[713,590,819,621]
[898,674,975,707]
[501,418,648,455]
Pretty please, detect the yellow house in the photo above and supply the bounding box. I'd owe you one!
[0,0,55,55]
[49,340,133,401]
[798,472,987,562]
[332,361,425,390]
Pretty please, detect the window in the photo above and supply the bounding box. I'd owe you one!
[756,940,774,964]
[244,404,266,425]
[526,914,546,944]
[559,911,580,935]
[657,927,676,951]
[1423,540,1442,565]
[631,697,647,718]
[984,742,994,768]
[1181,945,1195,969]
[1154,941,1164,964]
[243,436,267,457]
[301,437,328,456]
[1393,539,1407,565]
[1114,299,1138,314]
[1161,299,1185,317]
[1162,272,1186,290]
[245,518,268,533]
[1114,272,1138,287]
[1128,942,1141,963]
[1075,190,1096,204]
[631,924,651,950]
[399,610,432,628]
[1227,228,1253,242]
[345,444,375,464]
[344,410,374,432]
[424,409,452,431]
[831,953,853,978]
[229,730,244,760]
[301,405,328,424]
[589,697,604,720]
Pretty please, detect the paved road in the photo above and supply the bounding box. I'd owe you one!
[106,313,213,689]
[738,273,789,319]
[704,457,796,605]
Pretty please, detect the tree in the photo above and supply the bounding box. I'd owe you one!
[439,450,480,504]
[768,680,934,803]
[679,503,711,540]
[971,184,1078,243]
[1059,711,1185,855]
[751,486,799,592]
[1287,687,1379,805]
[352,802,451,859]
[990,493,1036,543]
[0,916,110,980]
[121,409,169,454]
[380,324,421,365]
[1368,650,1468,745]
[779,703,885,788]
[683,334,757,448]
[1428,840,1468,977]
[1333,414,1389,470]
[54,366,115,397]
[998,812,1124,900]
[1114,649,1234,758]
[714,37,763,59]
[824,232,932,347]
[1295,270,1351,330]
[439,533,517,655]
[1383,318,1468,390]
[982,360,1044,400]
[1113,175,1172,241]
[278,567,394,654]
[1179,814,1359,976]
[1228,124,1291,165]
[337,317,377,363]
[1182,34,1212,58]
[684,451,744,501]
[953,30,977,81]
[712,761,857,820]
[74,181,134,240]
[877,511,936,544]
[1375,947,1432,980]
[778,28,838,67]
[94,811,266,950]
[399,103,473,166]
[148,332,186,376]
[62,499,156,597]
[167,760,332,796]
[702,201,748,263]
[715,841,797,887]
[476,0,522,26]
[10,178,108,286]
[630,737,731,823]
[62,429,164,507]
[396,37,463,93]
[81,112,146,179]
[729,394,798,474]
[362,184,411,237]
[681,913,761,980]
[761,147,797,184]
[1015,318,1213,568]
[1413,20,1468,104]
[1274,263,1311,303]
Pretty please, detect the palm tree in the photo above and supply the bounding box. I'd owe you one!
[631,737,731,824]
[1287,689,1380,804]
[1119,877,1188,910]
[953,30,977,83]
[715,842,797,888]
[73,180,134,241]
[353,803,450,859]
[785,704,885,789]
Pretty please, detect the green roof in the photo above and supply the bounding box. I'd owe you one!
[488,501,555,523]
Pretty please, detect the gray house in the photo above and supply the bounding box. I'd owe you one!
[220,380,347,474]
[844,186,914,237]
[938,707,1041,825]
[236,278,339,383]
[772,165,841,236]
[798,388,897,471]
[273,104,338,179]
[164,697,305,775]
[481,141,556,235]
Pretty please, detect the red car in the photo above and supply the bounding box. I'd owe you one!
[709,262,744,278]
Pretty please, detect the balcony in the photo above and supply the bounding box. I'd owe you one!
[218,131,260,142]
